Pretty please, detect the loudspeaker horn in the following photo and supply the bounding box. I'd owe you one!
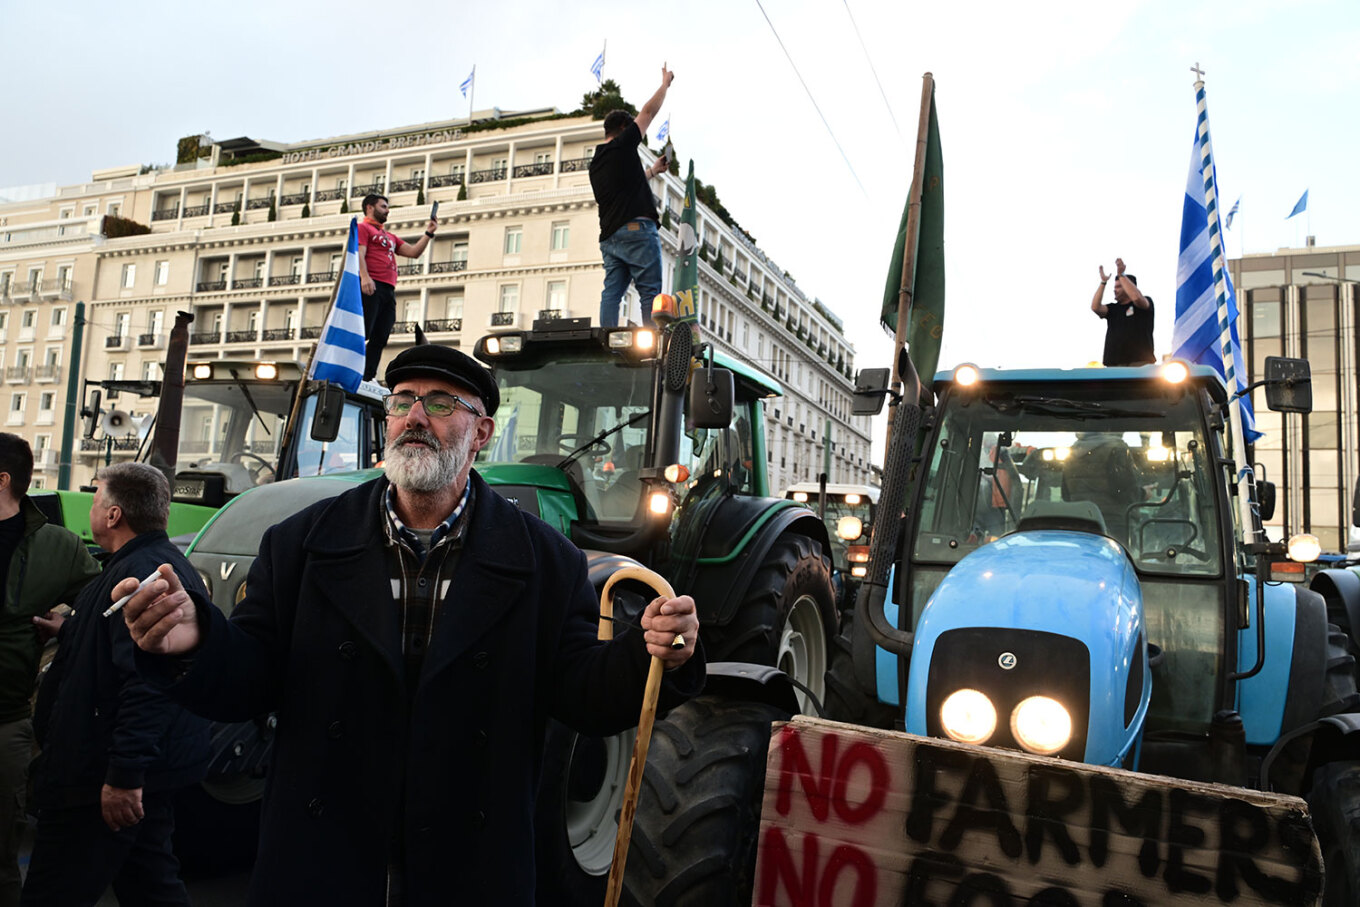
[100,409,133,435]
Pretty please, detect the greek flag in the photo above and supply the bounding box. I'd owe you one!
[310,219,366,392]
[1287,189,1308,219]
[655,117,669,144]
[590,50,605,83]
[1174,138,1260,441]
[460,67,474,99]
[1225,196,1240,230]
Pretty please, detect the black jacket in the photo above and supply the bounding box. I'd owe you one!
[140,473,705,906]
[33,530,211,807]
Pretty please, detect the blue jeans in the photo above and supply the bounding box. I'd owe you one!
[598,219,661,327]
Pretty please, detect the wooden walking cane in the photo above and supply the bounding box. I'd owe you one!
[598,566,683,907]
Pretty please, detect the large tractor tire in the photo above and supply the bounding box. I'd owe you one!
[621,695,791,906]
[823,607,899,730]
[1307,761,1360,906]
[702,535,836,714]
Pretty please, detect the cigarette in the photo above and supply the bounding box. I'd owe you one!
[104,569,164,618]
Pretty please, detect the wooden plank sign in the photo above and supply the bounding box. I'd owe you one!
[753,716,1322,906]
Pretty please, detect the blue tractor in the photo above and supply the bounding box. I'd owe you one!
[835,356,1360,904]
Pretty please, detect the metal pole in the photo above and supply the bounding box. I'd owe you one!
[57,301,86,490]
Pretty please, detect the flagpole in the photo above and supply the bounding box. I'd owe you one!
[1194,74,1257,543]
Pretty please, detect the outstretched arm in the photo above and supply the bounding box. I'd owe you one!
[1091,265,1110,317]
[1114,257,1149,309]
[633,64,675,136]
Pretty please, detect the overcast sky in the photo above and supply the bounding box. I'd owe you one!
[4,0,1358,451]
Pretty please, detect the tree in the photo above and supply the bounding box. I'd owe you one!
[457,181,467,201]
[301,203,311,218]
[267,199,277,222]
[340,199,349,214]
[417,187,426,206]
[576,79,636,120]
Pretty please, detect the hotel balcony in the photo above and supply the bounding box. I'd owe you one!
[490,311,518,328]
[424,318,462,333]
[234,277,265,290]
[182,204,211,217]
[429,260,468,274]
[307,271,337,284]
[428,173,464,189]
[559,157,591,173]
[299,326,323,339]
[152,207,180,221]
[137,333,166,350]
[214,201,240,214]
[245,197,275,211]
[105,335,130,351]
[34,365,61,383]
[280,192,310,206]
[468,168,507,184]
[269,274,301,287]
[225,330,257,344]
[197,280,228,292]
[389,178,423,192]
[189,331,221,345]
[397,263,423,276]
[313,189,345,202]
[513,162,554,178]
[5,367,31,384]
[261,328,295,342]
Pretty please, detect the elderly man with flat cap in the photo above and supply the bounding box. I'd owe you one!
[113,344,704,906]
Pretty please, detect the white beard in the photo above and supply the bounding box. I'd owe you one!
[384,424,471,493]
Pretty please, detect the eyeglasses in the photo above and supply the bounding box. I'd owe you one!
[383,391,483,419]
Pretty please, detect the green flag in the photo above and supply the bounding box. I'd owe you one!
[672,160,700,333]
[880,87,945,383]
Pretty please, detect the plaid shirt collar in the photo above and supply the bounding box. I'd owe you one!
[383,478,472,558]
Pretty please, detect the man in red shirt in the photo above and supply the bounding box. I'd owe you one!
[357,195,439,381]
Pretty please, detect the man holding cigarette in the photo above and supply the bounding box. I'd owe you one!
[357,194,439,381]
[22,463,209,907]
[0,434,98,907]
[114,345,702,905]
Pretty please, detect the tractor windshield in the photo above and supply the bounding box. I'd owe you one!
[177,380,293,492]
[479,354,654,522]
[913,384,1223,578]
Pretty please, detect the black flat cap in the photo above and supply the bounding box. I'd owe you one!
[385,345,500,416]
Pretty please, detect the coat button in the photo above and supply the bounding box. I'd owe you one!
[308,798,324,818]
[327,721,344,739]
[338,641,357,661]
[473,651,489,669]
[417,577,428,589]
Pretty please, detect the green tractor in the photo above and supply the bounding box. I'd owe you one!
[180,315,839,897]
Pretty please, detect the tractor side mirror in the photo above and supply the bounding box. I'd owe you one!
[852,368,891,416]
[81,389,102,440]
[310,383,346,442]
[688,367,733,429]
[1257,480,1276,523]
[1263,357,1311,414]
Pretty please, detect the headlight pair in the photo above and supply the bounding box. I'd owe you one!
[939,688,1072,755]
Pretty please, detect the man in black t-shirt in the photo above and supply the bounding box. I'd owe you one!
[589,64,674,327]
[1092,257,1155,366]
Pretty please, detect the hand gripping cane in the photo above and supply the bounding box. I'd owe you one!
[599,566,683,907]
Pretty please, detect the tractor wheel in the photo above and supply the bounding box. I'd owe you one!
[534,720,635,906]
[1307,761,1360,906]
[1321,623,1360,717]
[702,535,835,714]
[621,696,791,907]
[823,607,899,729]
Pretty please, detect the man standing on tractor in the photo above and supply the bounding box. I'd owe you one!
[114,344,704,905]
[590,64,674,327]
[1091,257,1155,366]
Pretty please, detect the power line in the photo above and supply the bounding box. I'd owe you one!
[840,0,903,142]
[752,0,867,198]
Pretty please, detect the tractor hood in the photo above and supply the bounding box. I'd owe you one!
[906,529,1150,766]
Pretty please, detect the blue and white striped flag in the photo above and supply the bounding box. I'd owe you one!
[460,67,475,99]
[1174,138,1260,442]
[655,116,669,145]
[590,50,605,83]
[310,219,366,392]
[1225,196,1240,230]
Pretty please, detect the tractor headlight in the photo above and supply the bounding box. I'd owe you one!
[1287,533,1321,563]
[836,516,863,541]
[1161,361,1190,384]
[1010,696,1072,755]
[940,689,997,745]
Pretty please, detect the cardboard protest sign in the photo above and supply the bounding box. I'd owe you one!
[754,716,1322,906]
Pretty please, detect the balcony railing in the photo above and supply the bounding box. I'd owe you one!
[182,205,210,217]
[80,437,141,453]
[214,201,241,214]
[34,364,61,382]
[537,309,565,321]
[429,260,468,274]
[189,331,220,345]
[307,271,337,284]
[246,197,274,210]
[428,173,464,188]
[513,162,554,178]
[197,280,228,292]
[397,263,423,276]
[280,192,309,206]
[152,207,180,221]
[469,168,507,184]
[137,333,165,348]
[104,335,129,350]
[389,178,423,192]
[269,274,301,286]
[313,189,345,202]
[234,277,264,290]
[490,311,516,326]
[5,367,31,383]
[424,318,462,332]
[391,321,418,334]
[559,157,592,173]
[225,330,257,343]
[299,326,323,339]
[351,184,384,197]
[261,328,295,341]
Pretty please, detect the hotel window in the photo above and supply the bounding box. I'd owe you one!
[290,257,304,279]
[492,157,508,174]
[452,242,468,266]
[411,168,425,181]
[121,263,136,289]
[114,313,130,340]
[546,281,567,311]
[247,311,260,334]
[254,260,266,280]
[50,309,67,329]
[504,227,522,255]
[498,284,519,313]
[403,299,421,323]
[9,394,25,418]
[0,273,9,294]
[148,310,164,335]
[142,361,159,382]
[155,260,169,286]
[107,363,123,399]
[550,222,570,251]
[449,163,465,180]
[57,265,72,290]
[107,202,121,217]
[534,152,552,165]
[445,296,464,319]
[39,392,55,412]
[83,204,96,217]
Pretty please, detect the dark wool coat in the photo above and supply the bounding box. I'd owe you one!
[141,472,704,906]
